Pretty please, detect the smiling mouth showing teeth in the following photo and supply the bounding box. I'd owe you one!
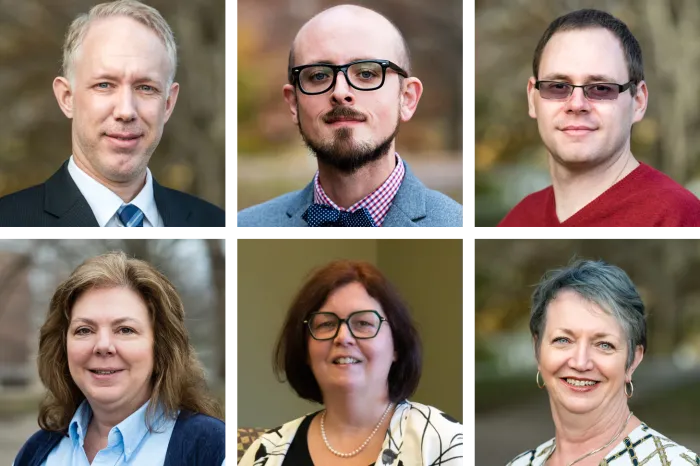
[566,378,597,387]
[333,357,360,364]
[91,370,119,375]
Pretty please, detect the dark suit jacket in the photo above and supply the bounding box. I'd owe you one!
[0,161,225,227]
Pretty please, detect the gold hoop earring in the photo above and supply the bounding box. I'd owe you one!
[625,380,634,398]
[536,370,545,389]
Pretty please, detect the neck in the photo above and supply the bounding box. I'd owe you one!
[322,390,392,430]
[72,152,146,204]
[317,150,396,209]
[549,397,638,465]
[549,145,639,223]
[87,393,150,440]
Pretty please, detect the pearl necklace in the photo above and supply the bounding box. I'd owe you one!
[321,403,393,458]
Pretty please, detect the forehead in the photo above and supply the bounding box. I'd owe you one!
[294,10,401,65]
[71,287,149,321]
[544,290,624,337]
[538,28,629,82]
[74,16,170,81]
[319,282,384,316]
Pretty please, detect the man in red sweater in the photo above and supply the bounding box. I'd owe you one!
[498,9,700,227]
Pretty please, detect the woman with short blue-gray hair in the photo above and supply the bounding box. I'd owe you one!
[508,260,698,465]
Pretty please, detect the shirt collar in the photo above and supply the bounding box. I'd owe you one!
[68,399,161,462]
[312,153,405,227]
[67,155,160,227]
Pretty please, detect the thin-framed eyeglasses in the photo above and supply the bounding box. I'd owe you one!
[304,310,388,340]
[535,80,635,101]
[291,59,408,95]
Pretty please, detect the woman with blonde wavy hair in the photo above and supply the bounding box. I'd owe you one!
[13,251,225,466]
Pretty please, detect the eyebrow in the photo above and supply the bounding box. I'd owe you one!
[554,328,619,340]
[303,57,381,66]
[91,73,162,85]
[71,317,142,326]
[539,73,621,83]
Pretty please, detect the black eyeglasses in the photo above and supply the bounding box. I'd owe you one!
[535,80,634,101]
[304,310,387,340]
[291,59,408,95]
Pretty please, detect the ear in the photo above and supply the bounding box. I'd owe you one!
[53,77,75,119]
[631,80,648,124]
[527,77,538,119]
[283,84,299,125]
[626,345,644,380]
[399,77,423,122]
[163,82,180,124]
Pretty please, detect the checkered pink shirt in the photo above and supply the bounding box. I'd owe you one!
[312,154,405,227]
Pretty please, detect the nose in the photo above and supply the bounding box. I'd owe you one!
[564,86,591,113]
[330,71,355,105]
[113,87,138,122]
[567,341,594,372]
[333,320,356,345]
[94,329,115,356]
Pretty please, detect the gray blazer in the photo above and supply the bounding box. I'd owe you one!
[238,162,462,227]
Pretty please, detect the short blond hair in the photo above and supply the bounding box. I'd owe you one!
[62,0,177,85]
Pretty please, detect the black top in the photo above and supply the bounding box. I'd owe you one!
[282,412,376,466]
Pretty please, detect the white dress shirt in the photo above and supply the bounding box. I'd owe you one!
[67,156,163,227]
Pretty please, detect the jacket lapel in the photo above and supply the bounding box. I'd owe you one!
[285,181,315,226]
[154,180,189,226]
[43,161,99,226]
[382,163,427,227]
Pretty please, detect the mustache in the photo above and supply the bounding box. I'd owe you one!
[322,107,366,123]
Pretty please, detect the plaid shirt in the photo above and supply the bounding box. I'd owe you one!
[312,153,405,227]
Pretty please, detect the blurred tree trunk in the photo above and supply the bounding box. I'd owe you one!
[205,239,226,382]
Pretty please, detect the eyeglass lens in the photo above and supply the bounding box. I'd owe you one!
[299,62,384,93]
[308,311,381,339]
[539,82,621,100]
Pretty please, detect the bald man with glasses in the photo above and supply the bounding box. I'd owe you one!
[237,5,462,227]
[499,9,700,227]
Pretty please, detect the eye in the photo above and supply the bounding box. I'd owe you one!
[310,72,330,81]
[137,84,156,93]
[118,327,136,335]
[597,341,615,350]
[95,82,112,90]
[552,336,570,344]
[75,327,92,335]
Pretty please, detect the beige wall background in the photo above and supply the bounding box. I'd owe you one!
[237,239,463,428]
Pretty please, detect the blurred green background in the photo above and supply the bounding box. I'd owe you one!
[0,239,225,462]
[475,239,700,464]
[237,0,463,210]
[0,0,225,208]
[238,239,463,428]
[476,0,700,226]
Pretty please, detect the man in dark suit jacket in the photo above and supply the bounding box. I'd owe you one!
[237,5,461,227]
[0,0,224,227]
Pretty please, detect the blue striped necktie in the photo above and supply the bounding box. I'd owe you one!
[117,204,144,227]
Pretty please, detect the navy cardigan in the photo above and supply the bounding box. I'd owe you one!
[13,410,225,466]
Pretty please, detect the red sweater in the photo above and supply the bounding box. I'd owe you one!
[498,163,700,227]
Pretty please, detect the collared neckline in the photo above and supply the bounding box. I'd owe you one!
[67,155,161,227]
[312,153,405,227]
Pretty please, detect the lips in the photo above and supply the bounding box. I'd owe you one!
[332,356,362,365]
[560,377,600,391]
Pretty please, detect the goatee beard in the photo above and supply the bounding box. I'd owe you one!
[299,118,400,175]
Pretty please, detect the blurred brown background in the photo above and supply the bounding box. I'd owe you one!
[238,0,463,210]
[0,0,225,208]
[475,239,700,464]
[476,0,700,226]
[0,239,225,462]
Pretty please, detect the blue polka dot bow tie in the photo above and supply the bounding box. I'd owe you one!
[302,204,377,227]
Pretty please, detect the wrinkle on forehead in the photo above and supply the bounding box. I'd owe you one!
[292,4,407,70]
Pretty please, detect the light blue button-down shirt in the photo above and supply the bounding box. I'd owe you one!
[42,400,175,466]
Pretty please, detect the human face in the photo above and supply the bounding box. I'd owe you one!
[283,7,422,173]
[54,16,179,186]
[307,282,396,398]
[67,287,154,414]
[538,290,642,416]
[527,28,647,168]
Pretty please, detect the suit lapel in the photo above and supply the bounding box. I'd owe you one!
[285,181,315,226]
[154,180,189,226]
[382,162,427,227]
[43,161,99,226]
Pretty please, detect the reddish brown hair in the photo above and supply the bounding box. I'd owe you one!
[273,260,422,403]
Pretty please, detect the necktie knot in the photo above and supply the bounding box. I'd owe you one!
[303,204,376,227]
[117,204,144,227]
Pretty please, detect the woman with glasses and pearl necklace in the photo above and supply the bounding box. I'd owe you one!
[238,260,463,466]
[508,260,698,466]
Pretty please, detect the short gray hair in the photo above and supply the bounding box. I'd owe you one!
[530,259,646,370]
[62,0,177,86]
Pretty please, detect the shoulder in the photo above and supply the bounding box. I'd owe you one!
[157,186,225,226]
[238,415,309,466]
[498,186,552,227]
[421,188,463,226]
[506,438,554,466]
[237,190,305,227]
[0,184,46,224]
[630,424,699,462]
[14,429,65,466]
[174,411,225,440]
[167,412,225,465]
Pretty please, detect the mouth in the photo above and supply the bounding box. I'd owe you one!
[332,357,362,365]
[560,126,596,136]
[560,377,600,391]
[89,368,124,378]
[104,133,142,148]
[326,118,364,126]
